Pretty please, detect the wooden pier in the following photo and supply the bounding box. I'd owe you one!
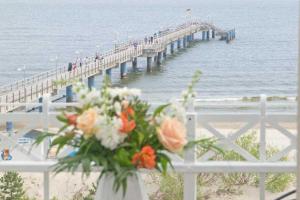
[0,20,231,113]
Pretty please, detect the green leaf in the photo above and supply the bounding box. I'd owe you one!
[32,132,55,146]
[184,138,224,155]
[56,114,68,123]
[153,104,170,117]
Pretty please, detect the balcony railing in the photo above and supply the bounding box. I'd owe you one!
[0,95,296,200]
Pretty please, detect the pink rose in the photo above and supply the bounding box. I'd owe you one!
[157,117,187,152]
[76,108,98,138]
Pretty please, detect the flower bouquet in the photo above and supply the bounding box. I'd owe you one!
[35,71,218,199]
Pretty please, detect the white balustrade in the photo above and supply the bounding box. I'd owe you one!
[0,97,296,199]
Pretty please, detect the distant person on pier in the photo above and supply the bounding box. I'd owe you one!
[133,42,138,50]
[79,58,82,67]
[72,63,76,70]
[95,54,99,62]
[68,62,72,71]
[144,37,147,43]
[150,36,153,43]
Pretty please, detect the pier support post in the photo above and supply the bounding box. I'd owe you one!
[132,57,138,71]
[188,35,192,42]
[157,52,162,65]
[163,48,167,59]
[170,42,174,54]
[212,30,215,39]
[202,31,206,40]
[105,68,112,80]
[183,36,187,48]
[6,121,13,134]
[177,39,181,49]
[38,96,43,112]
[206,30,210,40]
[232,29,235,39]
[120,62,127,79]
[88,76,95,90]
[66,85,73,102]
[147,57,152,72]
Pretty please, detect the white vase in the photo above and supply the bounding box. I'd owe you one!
[94,173,149,200]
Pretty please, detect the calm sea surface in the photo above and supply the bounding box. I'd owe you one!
[0,0,298,103]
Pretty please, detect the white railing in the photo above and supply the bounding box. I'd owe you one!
[0,95,296,200]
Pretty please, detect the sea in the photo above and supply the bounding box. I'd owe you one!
[0,0,298,108]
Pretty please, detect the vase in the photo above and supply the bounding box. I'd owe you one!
[94,173,149,200]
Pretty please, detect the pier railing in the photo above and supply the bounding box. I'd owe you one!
[0,20,226,113]
[0,96,296,200]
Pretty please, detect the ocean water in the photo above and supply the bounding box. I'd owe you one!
[0,0,298,103]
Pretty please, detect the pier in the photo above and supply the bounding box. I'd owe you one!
[0,20,232,113]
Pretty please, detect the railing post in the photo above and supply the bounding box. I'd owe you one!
[42,94,50,159]
[42,94,50,200]
[184,99,197,200]
[259,94,266,200]
[44,171,50,200]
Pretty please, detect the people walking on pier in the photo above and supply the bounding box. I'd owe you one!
[95,54,99,62]
[68,62,72,71]
[79,58,82,67]
[133,42,138,50]
[72,63,77,70]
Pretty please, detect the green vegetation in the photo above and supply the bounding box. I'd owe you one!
[71,183,97,200]
[0,172,26,200]
[150,132,295,200]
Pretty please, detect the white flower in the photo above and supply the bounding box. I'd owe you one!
[167,99,187,124]
[95,116,126,150]
[114,102,122,114]
[107,87,141,98]
[85,89,100,104]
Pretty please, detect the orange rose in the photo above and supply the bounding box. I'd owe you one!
[132,145,156,169]
[76,108,98,138]
[157,117,187,152]
[119,113,136,134]
[119,106,135,134]
[123,106,134,117]
[66,114,78,126]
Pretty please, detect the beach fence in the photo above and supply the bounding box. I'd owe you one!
[0,95,296,200]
